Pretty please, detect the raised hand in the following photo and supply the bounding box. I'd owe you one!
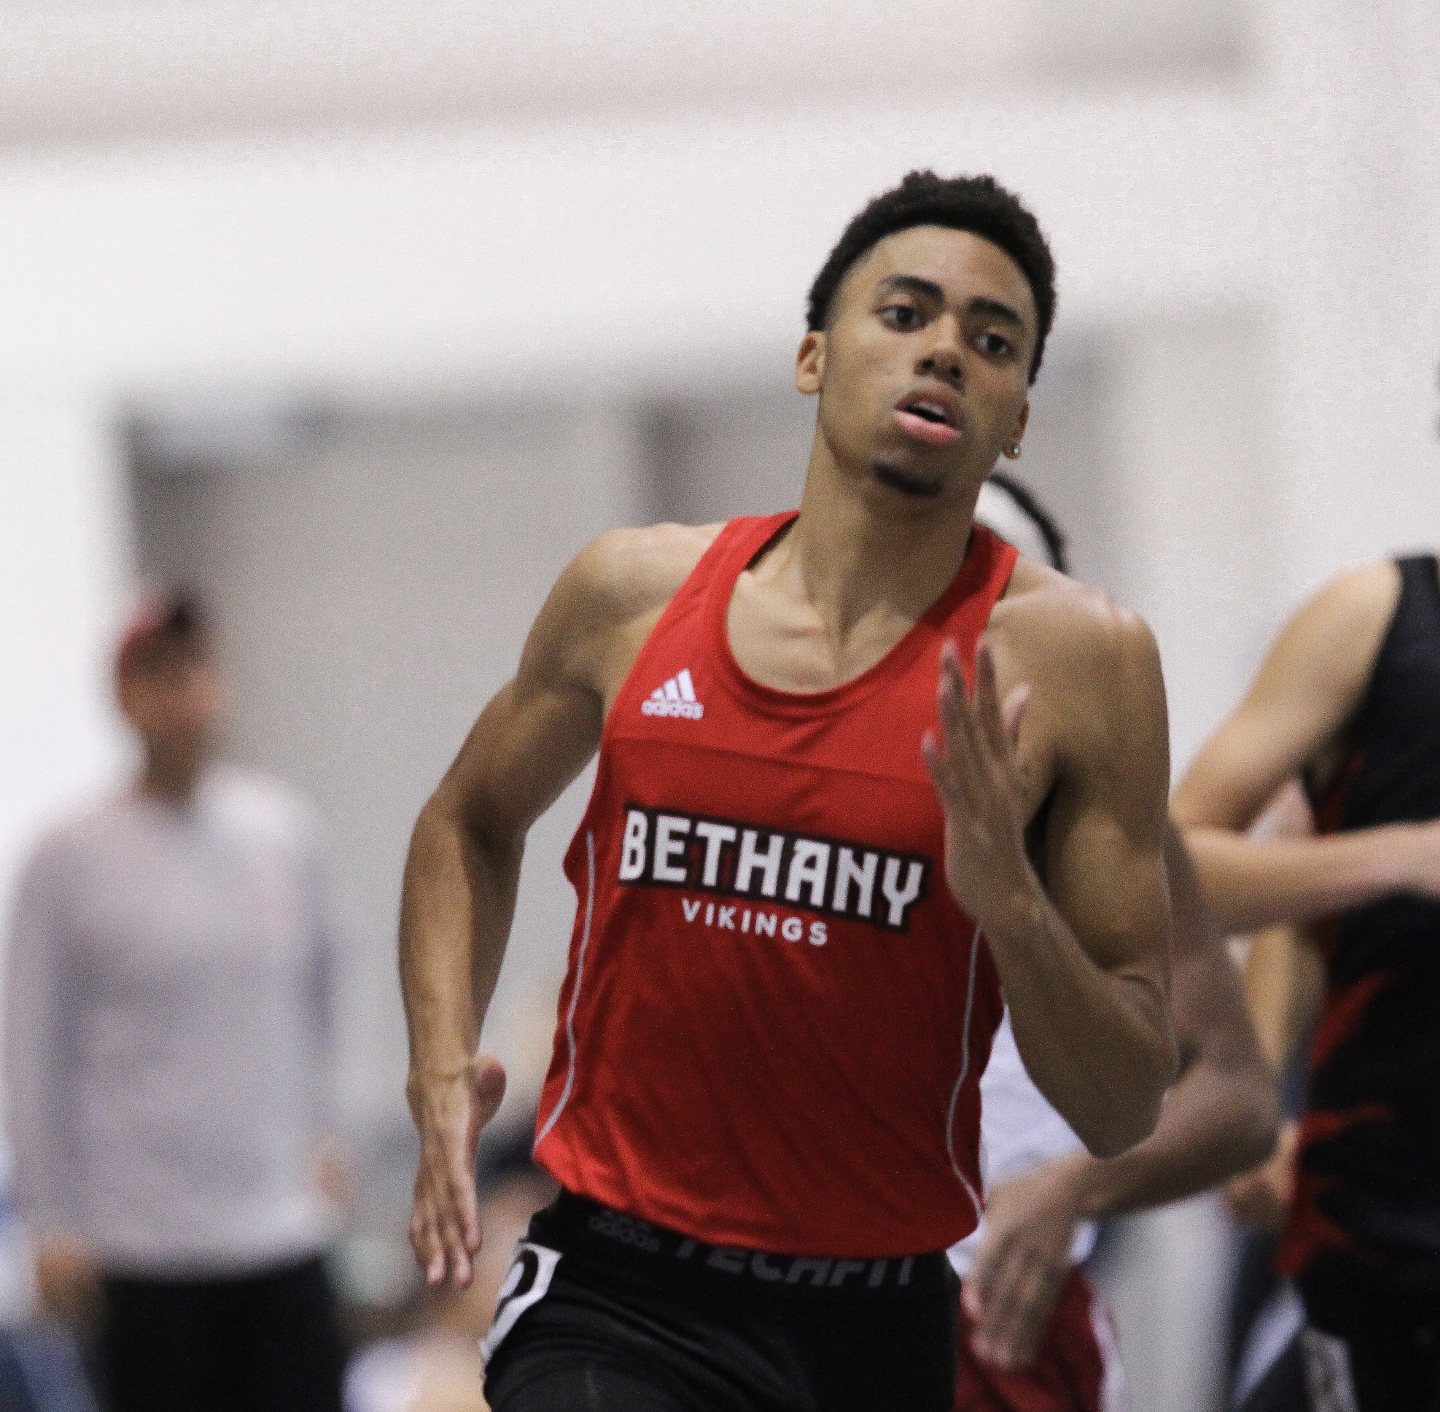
[921,637,1033,930]
[407,1054,507,1287]
[964,1160,1085,1369]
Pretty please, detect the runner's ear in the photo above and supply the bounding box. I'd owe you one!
[796,331,826,395]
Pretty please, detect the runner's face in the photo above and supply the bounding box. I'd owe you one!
[798,225,1036,502]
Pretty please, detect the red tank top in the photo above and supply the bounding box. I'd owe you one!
[533,512,1015,1257]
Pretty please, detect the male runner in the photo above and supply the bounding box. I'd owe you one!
[399,171,1178,1412]
[953,476,1278,1412]
[1174,556,1440,1409]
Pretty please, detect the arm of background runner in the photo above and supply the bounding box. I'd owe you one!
[1199,783,1324,1231]
[1173,560,1440,932]
[399,526,700,1288]
[1065,825,1278,1209]
[1241,921,1324,1079]
[1229,779,1323,1079]
[1224,920,1324,1231]
[965,824,1279,1368]
[926,609,1175,1160]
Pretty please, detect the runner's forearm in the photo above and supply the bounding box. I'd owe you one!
[399,790,522,1076]
[1064,820,1281,1216]
[1183,825,1418,933]
[987,876,1175,1160]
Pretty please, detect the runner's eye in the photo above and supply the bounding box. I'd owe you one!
[975,331,1013,358]
[880,304,922,330]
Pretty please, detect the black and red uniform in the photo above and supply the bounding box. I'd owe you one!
[1288,555,1440,1408]
[484,513,1015,1411]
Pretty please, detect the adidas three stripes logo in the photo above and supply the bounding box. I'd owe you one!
[641,668,705,720]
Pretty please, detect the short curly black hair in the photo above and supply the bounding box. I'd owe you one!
[806,171,1057,383]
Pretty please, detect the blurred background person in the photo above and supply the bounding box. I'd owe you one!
[1175,552,1440,1410]
[951,475,1278,1412]
[4,593,349,1412]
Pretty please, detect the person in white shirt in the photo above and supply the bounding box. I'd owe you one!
[4,592,348,1412]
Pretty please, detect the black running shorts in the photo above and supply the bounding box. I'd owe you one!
[483,1191,959,1412]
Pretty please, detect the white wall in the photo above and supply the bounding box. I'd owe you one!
[1103,314,1283,769]
[0,0,1251,148]
[0,88,1266,398]
[0,387,131,1032]
[1264,0,1440,597]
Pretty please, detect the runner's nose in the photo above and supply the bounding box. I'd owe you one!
[917,324,964,387]
[918,353,962,388]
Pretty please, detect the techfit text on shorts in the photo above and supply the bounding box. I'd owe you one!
[483,1191,960,1412]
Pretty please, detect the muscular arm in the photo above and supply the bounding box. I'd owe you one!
[1174,560,1440,932]
[400,527,703,1285]
[1061,826,1277,1213]
[929,596,1176,1160]
[966,825,1279,1368]
[400,667,600,1080]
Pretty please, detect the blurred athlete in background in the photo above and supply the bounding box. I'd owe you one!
[1175,551,1440,1410]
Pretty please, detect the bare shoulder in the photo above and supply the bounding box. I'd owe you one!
[1239,558,1402,726]
[1173,560,1403,829]
[524,522,722,703]
[992,560,1167,813]
[995,558,1162,693]
[564,522,722,627]
[1278,558,1400,662]
[1309,557,1402,616]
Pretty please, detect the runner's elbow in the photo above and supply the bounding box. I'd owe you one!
[419,783,523,865]
[1078,1027,1178,1159]
[1080,1096,1161,1160]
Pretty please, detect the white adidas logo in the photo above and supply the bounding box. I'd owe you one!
[641,668,705,720]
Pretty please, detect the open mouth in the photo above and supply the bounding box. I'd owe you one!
[894,393,961,447]
[906,400,952,426]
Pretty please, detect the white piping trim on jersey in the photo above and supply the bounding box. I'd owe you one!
[944,921,985,1223]
[1088,1285,1129,1412]
[535,829,596,1148]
